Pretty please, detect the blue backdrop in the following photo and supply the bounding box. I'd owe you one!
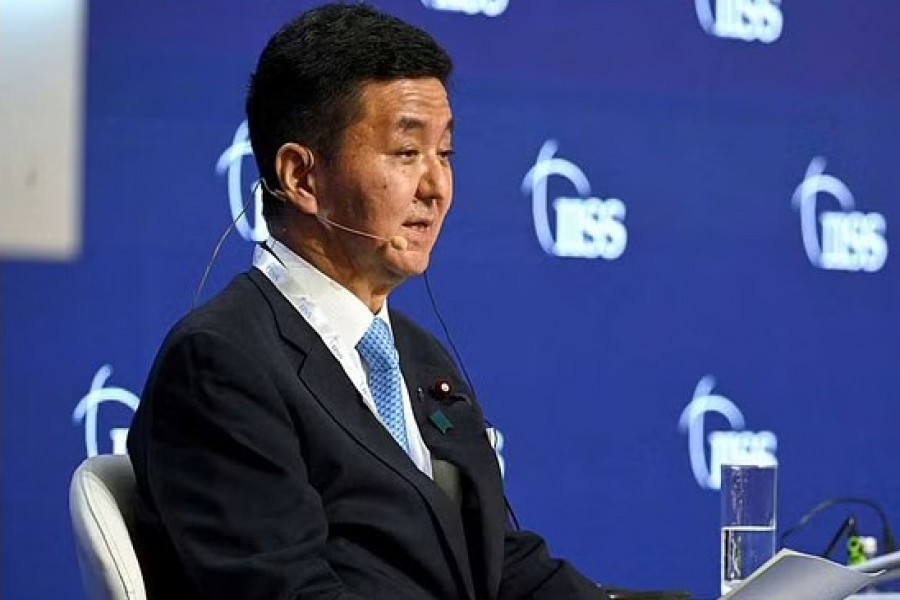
[3,1,900,597]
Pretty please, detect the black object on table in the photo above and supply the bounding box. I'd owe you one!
[605,588,692,600]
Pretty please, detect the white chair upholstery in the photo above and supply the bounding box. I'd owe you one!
[70,454,146,600]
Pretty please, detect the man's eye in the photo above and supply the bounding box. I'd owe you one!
[396,149,419,158]
[439,149,455,161]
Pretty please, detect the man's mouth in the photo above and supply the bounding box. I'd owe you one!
[402,218,434,234]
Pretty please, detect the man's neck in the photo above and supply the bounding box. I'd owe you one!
[274,232,394,314]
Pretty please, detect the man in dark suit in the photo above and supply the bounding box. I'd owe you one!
[128,4,611,599]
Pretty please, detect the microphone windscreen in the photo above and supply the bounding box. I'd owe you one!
[390,236,409,251]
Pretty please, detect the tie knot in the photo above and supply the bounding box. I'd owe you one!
[357,318,398,372]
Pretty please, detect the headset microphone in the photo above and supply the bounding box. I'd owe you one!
[315,214,409,251]
[260,178,408,251]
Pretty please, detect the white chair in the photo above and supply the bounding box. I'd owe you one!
[69,454,146,600]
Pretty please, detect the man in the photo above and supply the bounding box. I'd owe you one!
[128,5,611,599]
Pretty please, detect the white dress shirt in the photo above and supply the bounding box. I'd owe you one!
[252,238,433,478]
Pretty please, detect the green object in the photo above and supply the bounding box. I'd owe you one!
[847,536,866,566]
[429,410,453,434]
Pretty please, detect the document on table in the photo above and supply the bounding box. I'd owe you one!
[718,549,883,600]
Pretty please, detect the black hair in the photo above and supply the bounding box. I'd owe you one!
[246,3,453,223]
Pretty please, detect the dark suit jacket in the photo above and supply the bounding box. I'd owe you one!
[128,269,609,600]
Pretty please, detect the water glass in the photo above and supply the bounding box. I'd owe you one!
[720,463,777,595]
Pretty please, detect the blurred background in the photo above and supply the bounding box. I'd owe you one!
[2,1,899,598]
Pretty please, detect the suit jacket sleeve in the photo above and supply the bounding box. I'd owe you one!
[499,527,610,599]
[129,328,365,600]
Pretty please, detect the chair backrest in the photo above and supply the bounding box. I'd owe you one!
[69,454,146,600]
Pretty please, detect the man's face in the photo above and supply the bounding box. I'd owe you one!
[315,77,454,288]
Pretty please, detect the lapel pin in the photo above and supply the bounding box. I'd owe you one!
[430,379,453,400]
[429,410,454,434]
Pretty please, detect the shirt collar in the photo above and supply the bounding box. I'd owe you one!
[265,238,391,347]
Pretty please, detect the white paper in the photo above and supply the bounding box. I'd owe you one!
[718,549,882,600]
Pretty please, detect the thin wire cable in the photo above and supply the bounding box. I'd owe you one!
[423,270,478,400]
[192,181,258,309]
[258,176,282,200]
[781,497,897,555]
[422,270,522,530]
[822,516,857,560]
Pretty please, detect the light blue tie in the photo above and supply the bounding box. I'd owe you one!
[357,318,410,454]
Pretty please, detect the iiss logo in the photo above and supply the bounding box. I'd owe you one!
[72,365,139,457]
[420,0,509,17]
[677,375,778,490]
[216,120,269,243]
[792,157,888,273]
[695,0,783,43]
[522,140,628,260]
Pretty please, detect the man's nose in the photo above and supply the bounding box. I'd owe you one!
[416,155,452,205]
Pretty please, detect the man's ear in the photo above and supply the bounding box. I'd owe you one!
[274,142,318,215]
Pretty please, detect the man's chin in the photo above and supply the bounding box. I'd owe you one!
[386,251,431,281]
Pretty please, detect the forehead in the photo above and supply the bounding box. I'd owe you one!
[353,78,453,133]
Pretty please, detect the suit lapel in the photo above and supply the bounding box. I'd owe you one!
[247,270,478,599]
[394,320,506,600]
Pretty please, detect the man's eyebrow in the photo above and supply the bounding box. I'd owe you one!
[396,116,455,135]
[397,116,425,131]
